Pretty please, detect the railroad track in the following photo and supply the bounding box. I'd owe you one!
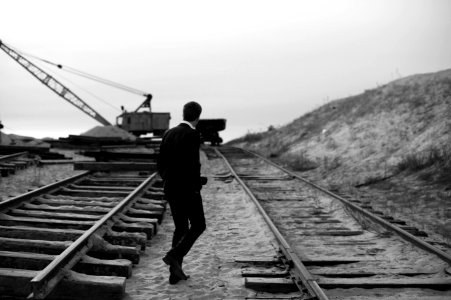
[215,146,451,300]
[0,169,167,300]
[0,151,37,177]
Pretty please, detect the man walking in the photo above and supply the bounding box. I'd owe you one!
[157,101,207,284]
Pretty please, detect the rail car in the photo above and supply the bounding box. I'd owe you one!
[196,119,226,146]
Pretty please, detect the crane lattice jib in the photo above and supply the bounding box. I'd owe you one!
[0,41,112,126]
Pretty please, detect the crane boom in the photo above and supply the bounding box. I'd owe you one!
[0,40,112,126]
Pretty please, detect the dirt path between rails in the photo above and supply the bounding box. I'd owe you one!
[124,152,302,300]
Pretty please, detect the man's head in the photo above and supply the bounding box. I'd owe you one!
[183,101,202,124]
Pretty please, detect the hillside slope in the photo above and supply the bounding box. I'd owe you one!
[229,69,451,244]
[230,69,451,186]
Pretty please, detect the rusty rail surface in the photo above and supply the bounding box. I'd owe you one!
[0,151,28,162]
[215,148,330,300]
[241,147,451,265]
[216,146,451,299]
[28,172,157,299]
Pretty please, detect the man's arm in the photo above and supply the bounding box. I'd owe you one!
[157,134,168,180]
[190,130,203,190]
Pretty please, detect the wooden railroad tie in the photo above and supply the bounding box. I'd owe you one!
[0,251,132,278]
[244,272,451,293]
[74,161,156,172]
[0,269,125,300]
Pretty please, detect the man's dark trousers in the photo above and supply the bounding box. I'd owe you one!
[166,188,206,263]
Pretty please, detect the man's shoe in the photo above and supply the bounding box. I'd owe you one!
[169,271,181,285]
[163,253,188,280]
[168,266,190,285]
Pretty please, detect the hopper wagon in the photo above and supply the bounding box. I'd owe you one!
[196,119,226,146]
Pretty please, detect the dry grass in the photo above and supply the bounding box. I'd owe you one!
[230,70,451,185]
[397,146,450,171]
[397,146,451,186]
[229,68,451,245]
[228,130,268,144]
[279,152,318,172]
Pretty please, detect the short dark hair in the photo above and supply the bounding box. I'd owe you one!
[183,101,202,122]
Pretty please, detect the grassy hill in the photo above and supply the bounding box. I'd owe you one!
[229,68,451,245]
[229,69,451,185]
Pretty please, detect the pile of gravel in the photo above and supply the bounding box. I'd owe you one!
[81,125,136,141]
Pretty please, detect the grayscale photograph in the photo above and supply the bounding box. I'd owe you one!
[0,0,450,299]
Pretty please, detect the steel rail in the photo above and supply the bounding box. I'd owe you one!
[0,171,90,210]
[0,151,29,162]
[215,148,329,300]
[239,147,451,265]
[29,172,157,299]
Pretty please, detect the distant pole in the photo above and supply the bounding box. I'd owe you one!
[0,121,3,144]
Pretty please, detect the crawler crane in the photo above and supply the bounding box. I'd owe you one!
[0,40,170,136]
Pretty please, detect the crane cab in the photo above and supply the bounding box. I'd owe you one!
[116,94,171,136]
[117,111,170,136]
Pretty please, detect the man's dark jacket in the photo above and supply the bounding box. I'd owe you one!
[157,123,201,193]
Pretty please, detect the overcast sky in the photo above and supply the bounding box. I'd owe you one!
[1,0,450,142]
